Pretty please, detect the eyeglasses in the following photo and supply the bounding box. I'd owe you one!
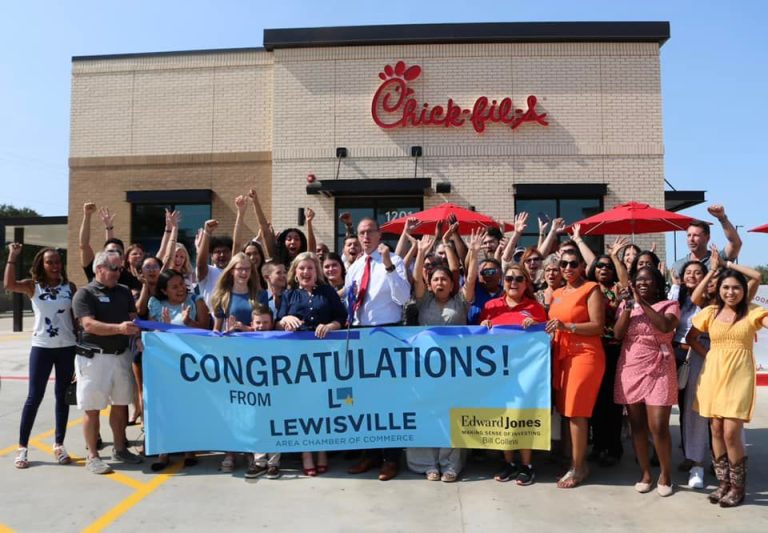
[480,268,498,277]
[559,260,580,269]
[504,275,526,283]
[142,264,160,271]
[544,268,560,274]
[525,257,542,263]
[595,263,614,270]
[103,264,123,272]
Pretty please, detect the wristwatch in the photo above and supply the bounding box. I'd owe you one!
[385,264,396,273]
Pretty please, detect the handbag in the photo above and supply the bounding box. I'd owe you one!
[677,347,692,390]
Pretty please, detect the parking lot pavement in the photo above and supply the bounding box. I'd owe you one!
[1,321,767,532]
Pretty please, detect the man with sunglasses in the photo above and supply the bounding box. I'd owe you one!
[467,259,503,324]
[73,251,143,474]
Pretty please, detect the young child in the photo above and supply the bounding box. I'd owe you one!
[245,304,281,480]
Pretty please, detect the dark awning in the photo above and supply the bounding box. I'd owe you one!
[307,178,432,197]
[664,190,706,212]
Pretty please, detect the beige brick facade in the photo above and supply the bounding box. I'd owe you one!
[69,34,666,283]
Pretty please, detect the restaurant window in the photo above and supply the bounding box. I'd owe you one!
[334,197,423,252]
[130,203,211,263]
[514,184,606,255]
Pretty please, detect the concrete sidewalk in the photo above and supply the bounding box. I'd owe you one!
[1,325,767,532]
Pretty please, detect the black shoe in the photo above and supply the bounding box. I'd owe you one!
[245,464,267,479]
[494,462,521,482]
[516,465,535,486]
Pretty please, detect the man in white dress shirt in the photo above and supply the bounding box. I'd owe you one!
[344,217,411,480]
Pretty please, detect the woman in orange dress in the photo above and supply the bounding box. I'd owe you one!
[546,249,606,488]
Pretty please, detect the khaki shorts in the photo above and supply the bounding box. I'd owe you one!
[75,349,134,411]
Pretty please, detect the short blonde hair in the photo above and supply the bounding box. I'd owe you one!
[286,252,327,289]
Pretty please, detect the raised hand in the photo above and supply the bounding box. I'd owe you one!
[552,217,567,234]
[247,188,259,201]
[538,217,549,235]
[204,219,219,234]
[339,212,353,226]
[305,207,315,223]
[404,216,421,236]
[469,229,486,252]
[707,204,727,221]
[7,242,22,260]
[514,212,529,233]
[572,222,582,240]
[709,243,722,271]
[83,202,97,216]
[99,207,115,228]
[442,220,459,242]
[608,236,630,257]
[235,195,247,214]
[417,235,436,254]
[447,213,458,226]
[378,243,392,260]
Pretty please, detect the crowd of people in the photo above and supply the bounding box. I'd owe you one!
[5,196,766,507]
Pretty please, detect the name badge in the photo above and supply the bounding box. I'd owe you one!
[98,296,111,303]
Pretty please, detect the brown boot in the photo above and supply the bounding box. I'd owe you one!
[719,457,746,508]
[708,454,730,504]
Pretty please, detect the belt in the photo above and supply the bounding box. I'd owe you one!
[76,345,127,357]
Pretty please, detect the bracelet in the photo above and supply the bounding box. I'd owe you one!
[105,226,114,230]
[164,230,172,233]
[7,261,15,265]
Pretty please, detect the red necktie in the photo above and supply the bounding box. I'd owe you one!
[354,255,372,314]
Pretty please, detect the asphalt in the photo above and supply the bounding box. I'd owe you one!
[1,316,767,532]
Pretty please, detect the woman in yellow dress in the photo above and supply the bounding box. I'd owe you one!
[687,264,767,508]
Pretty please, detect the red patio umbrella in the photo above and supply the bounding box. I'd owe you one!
[748,223,768,233]
[380,202,512,235]
[569,201,698,236]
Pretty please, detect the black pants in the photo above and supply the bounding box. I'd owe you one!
[19,346,76,447]
[590,342,623,458]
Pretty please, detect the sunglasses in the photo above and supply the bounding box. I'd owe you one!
[480,268,498,277]
[504,275,526,283]
[103,264,123,272]
[559,260,580,269]
[595,263,614,270]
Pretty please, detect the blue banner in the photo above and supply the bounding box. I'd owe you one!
[141,324,551,455]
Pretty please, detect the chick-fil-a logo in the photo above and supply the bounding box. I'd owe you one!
[371,61,548,133]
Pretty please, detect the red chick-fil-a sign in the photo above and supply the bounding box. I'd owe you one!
[371,61,548,133]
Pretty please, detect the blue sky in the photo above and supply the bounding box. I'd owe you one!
[1,0,766,265]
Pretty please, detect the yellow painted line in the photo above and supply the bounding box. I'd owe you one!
[0,333,31,341]
[82,461,183,533]
[0,443,20,457]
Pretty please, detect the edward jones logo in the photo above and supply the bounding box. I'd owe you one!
[371,60,548,133]
[450,407,551,450]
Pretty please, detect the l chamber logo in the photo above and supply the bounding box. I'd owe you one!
[371,60,548,133]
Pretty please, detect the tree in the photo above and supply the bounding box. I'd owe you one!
[0,204,41,218]
[757,265,768,285]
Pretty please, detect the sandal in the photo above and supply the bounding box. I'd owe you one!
[53,445,72,465]
[15,448,29,469]
[557,468,589,489]
[220,454,235,473]
[426,469,441,481]
[441,470,458,483]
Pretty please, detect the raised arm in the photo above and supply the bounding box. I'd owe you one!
[395,217,419,258]
[608,236,630,287]
[724,258,762,301]
[537,217,549,252]
[248,189,276,261]
[195,219,218,282]
[339,212,355,238]
[442,221,461,276]
[462,229,484,304]
[500,212,528,263]
[305,207,317,254]
[571,223,596,267]
[539,217,565,257]
[155,209,174,261]
[691,249,720,308]
[413,235,436,300]
[446,214,467,263]
[79,202,97,268]
[160,211,179,272]
[708,204,742,260]
[99,207,116,242]
[232,195,248,253]
[3,243,34,298]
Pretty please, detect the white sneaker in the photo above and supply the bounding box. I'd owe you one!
[688,466,704,489]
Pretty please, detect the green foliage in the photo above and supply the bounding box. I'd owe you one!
[757,265,768,285]
[0,204,41,218]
